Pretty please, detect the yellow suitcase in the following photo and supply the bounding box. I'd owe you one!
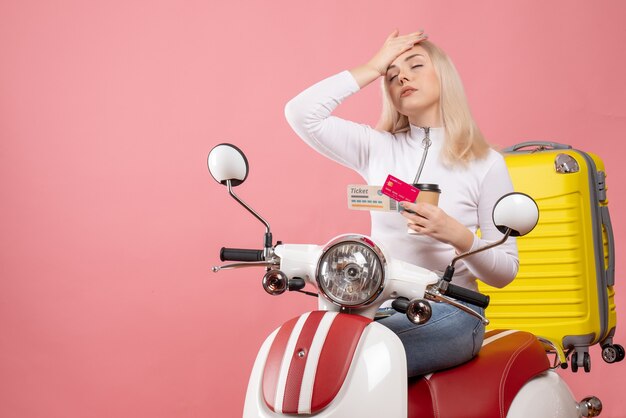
[478,141,621,372]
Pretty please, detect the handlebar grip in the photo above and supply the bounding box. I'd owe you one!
[220,247,265,262]
[391,297,410,314]
[443,283,490,308]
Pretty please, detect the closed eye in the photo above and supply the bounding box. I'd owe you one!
[412,65,423,69]
[388,74,398,82]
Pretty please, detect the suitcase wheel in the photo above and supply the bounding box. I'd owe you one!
[601,344,625,364]
[571,351,591,373]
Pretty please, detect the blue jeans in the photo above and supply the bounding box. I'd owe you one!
[377,301,485,377]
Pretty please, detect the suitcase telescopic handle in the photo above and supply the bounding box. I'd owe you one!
[600,206,616,287]
[502,141,572,152]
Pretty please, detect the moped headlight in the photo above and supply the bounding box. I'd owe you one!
[315,235,386,307]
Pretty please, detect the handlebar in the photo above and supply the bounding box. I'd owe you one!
[442,283,490,308]
[220,247,265,262]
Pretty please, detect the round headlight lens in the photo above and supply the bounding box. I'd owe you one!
[316,237,385,307]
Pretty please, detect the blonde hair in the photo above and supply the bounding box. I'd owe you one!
[376,40,490,165]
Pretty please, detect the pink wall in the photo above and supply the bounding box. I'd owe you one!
[1,0,625,416]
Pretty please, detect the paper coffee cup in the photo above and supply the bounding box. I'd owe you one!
[414,183,441,206]
[407,183,442,234]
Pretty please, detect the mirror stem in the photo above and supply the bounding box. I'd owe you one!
[227,180,273,251]
[443,228,512,281]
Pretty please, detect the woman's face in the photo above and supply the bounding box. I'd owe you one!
[385,45,441,122]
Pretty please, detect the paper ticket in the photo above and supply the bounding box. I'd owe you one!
[347,184,400,212]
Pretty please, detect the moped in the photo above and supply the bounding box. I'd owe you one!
[208,143,603,417]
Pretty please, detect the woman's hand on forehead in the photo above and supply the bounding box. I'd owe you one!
[349,29,428,89]
[367,29,428,76]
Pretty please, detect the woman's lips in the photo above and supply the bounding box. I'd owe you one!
[400,88,417,98]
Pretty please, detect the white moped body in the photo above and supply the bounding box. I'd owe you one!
[244,315,581,417]
[244,318,407,417]
[242,244,582,418]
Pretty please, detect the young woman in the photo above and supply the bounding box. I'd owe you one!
[284,30,519,377]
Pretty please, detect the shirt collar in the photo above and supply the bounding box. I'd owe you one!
[409,124,445,142]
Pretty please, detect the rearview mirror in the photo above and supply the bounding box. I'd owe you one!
[492,192,539,237]
[207,143,249,187]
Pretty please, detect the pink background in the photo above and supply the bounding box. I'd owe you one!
[1,0,625,416]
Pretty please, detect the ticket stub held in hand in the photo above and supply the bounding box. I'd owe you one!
[347,185,400,212]
[381,175,420,203]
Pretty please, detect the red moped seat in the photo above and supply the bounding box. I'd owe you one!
[408,329,550,418]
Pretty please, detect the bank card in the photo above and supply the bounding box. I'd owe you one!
[381,175,420,203]
[347,184,399,212]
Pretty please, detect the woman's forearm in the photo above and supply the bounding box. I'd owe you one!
[348,65,383,89]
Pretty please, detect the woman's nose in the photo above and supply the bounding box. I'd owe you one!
[399,73,410,85]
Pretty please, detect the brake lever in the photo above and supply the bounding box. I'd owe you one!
[424,286,490,325]
[211,261,275,272]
